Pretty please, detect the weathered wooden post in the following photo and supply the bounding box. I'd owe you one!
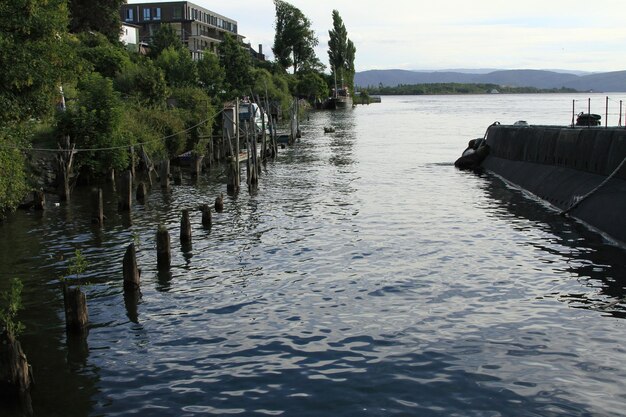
[227,155,239,193]
[180,209,192,246]
[122,243,140,291]
[118,170,132,211]
[136,182,147,204]
[156,225,171,269]
[91,188,104,226]
[0,331,33,409]
[160,160,170,190]
[192,155,204,180]
[173,167,182,185]
[62,283,89,333]
[214,193,224,213]
[201,204,212,228]
[33,189,45,210]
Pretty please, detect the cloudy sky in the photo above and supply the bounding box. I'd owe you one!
[130,0,626,73]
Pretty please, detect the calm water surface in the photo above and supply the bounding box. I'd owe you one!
[2,94,626,416]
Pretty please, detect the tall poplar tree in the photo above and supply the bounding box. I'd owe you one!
[272,0,320,74]
[327,10,356,91]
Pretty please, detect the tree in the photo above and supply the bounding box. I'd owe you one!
[0,0,76,126]
[0,0,76,214]
[149,24,184,58]
[68,0,124,42]
[219,34,253,98]
[155,47,198,88]
[114,57,168,107]
[197,53,225,100]
[296,71,329,102]
[328,10,356,91]
[56,73,129,179]
[272,0,320,74]
[77,31,132,79]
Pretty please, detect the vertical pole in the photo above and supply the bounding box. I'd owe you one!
[63,283,89,333]
[118,170,132,211]
[160,160,170,190]
[201,204,212,228]
[123,243,140,291]
[156,225,171,269]
[606,96,609,128]
[620,100,623,127]
[571,99,575,127]
[180,209,192,246]
[136,182,147,204]
[92,188,104,225]
[587,98,591,127]
[235,98,240,186]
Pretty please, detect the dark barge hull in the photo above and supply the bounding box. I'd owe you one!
[481,125,626,246]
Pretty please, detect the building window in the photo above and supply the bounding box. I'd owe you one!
[143,8,151,20]
[153,7,161,20]
[124,8,134,22]
[173,7,182,19]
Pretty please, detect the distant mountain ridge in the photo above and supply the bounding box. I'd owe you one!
[355,69,626,92]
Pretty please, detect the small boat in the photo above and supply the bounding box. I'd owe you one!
[329,86,353,109]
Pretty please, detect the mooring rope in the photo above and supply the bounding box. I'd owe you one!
[560,153,626,216]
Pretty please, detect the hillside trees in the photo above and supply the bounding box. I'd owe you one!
[68,0,124,42]
[0,0,76,215]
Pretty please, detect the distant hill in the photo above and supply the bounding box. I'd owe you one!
[355,69,626,92]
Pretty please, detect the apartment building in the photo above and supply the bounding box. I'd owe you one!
[120,1,259,60]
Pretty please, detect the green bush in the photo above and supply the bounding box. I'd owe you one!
[0,278,25,337]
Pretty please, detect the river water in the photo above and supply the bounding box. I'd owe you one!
[2,94,626,416]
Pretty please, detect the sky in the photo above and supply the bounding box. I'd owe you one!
[129,0,626,73]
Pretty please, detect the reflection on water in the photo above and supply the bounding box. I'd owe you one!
[477,170,626,318]
[1,95,626,417]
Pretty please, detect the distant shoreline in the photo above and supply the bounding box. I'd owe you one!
[357,83,579,96]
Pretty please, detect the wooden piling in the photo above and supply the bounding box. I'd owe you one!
[156,225,171,269]
[91,188,104,225]
[214,193,224,213]
[33,189,45,210]
[62,283,88,333]
[136,182,147,204]
[0,331,33,405]
[122,243,140,291]
[227,156,239,194]
[180,209,192,245]
[192,155,204,179]
[173,167,182,185]
[160,160,170,190]
[118,170,132,211]
[201,204,212,228]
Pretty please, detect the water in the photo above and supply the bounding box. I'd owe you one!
[2,94,626,416]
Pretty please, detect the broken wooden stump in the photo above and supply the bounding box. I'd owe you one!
[180,210,192,245]
[156,225,171,269]
[136,182,147,204]
[62,283,88,334]
[0,331,34,409]
[123,243,140,291]
[200,204,212,228]
[214,193,224,213]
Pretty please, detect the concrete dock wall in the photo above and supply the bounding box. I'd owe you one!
[482,125,626,245]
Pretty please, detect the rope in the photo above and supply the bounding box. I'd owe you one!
[560,153,626,216]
